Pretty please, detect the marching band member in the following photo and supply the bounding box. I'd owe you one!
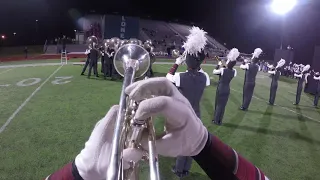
[45,77,269,180]
[80,46,91,75]
[268,59,286,105]
[212,48,239,125]
[313,72,320,108]
[166,26,210,178]
[99,46,105,74]
[87,42,99,78]
[105,46,116,80]
[239,48,262,111]
[293,64,310,105]
[144,41,155,78]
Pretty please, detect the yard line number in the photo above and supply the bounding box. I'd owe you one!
[14,76,73,87]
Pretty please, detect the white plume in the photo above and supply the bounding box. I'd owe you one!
[303,64,310,72]
[252,48,263,58]
[276,59,286,68]
[227,48,240,62]
[182,26,207,56]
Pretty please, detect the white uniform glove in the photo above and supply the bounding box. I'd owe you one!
[75,77,208,179]
[175,56,185,65]
[124,77,208,157]
[218,61,222,66]
[74,106,141,180]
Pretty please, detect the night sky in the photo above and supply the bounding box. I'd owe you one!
[0,0,320,63]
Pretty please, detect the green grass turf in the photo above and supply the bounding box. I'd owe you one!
[0,62,320,180]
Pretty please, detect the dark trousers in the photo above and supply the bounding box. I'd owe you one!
[174,156,193,173]
[214,87,230,124]
[105,60,117,78]
[269,83,278,105]
[146,65,154,78]
[295,84,303,104]
[314,92,320,106]
[81,58,90,74]
[103,61,109,77]
[242,82,255,109]
[88,59,98,78]
[101,56,105,73]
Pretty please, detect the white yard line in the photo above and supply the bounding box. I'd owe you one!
[156,64,320,123]
[0,63,62,69]
[0,65,64,134]
[0,68,13,75]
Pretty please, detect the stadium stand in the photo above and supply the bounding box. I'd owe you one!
[44,17,227,58]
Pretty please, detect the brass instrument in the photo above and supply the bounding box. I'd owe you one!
[106,44,160,180]
[87,36,98,49]
[171,49,180,58]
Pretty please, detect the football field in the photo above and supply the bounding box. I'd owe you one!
[0,61,320,180]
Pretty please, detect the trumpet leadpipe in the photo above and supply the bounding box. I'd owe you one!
[107,67,135,180]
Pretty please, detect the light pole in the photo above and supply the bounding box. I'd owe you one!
[35,20,39,44]
[271,0,297,49]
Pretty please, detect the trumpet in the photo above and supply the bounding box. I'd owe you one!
[107,44,161,180]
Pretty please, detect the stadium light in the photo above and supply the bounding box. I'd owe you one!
[36,19,38,22]
[13,32,16,36]
[74,29,77,32]
[271,0,297,15]
[1,35,5,39]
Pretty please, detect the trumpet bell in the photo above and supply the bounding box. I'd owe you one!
[114,44,150,78]
[87,36,98,45]
[171,49,180,58]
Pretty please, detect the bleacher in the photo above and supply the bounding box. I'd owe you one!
[45,18,227,58]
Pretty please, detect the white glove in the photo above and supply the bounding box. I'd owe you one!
[75,78,208,179]
[124,77,208,157]
[218,61,222,66]
[175,56,185,65]
[75,106,140,180]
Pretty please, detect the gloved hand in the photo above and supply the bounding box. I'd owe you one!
[175,56,185,65]
[75,77,208,179]
[218,61,222,66]
[124,77,208,157]
[74,106,141,180]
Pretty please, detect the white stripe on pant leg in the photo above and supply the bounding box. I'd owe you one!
[0,65,63,134]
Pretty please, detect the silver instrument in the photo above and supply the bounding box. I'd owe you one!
[107,44,160,180]
[171,49,180,58]
[87,36,98,48]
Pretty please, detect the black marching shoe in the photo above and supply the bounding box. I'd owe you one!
[212,120,222,126]
[239,106,248,111]
[81,73,84,75]
[171,166,185,178]
[293,102,298,105]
